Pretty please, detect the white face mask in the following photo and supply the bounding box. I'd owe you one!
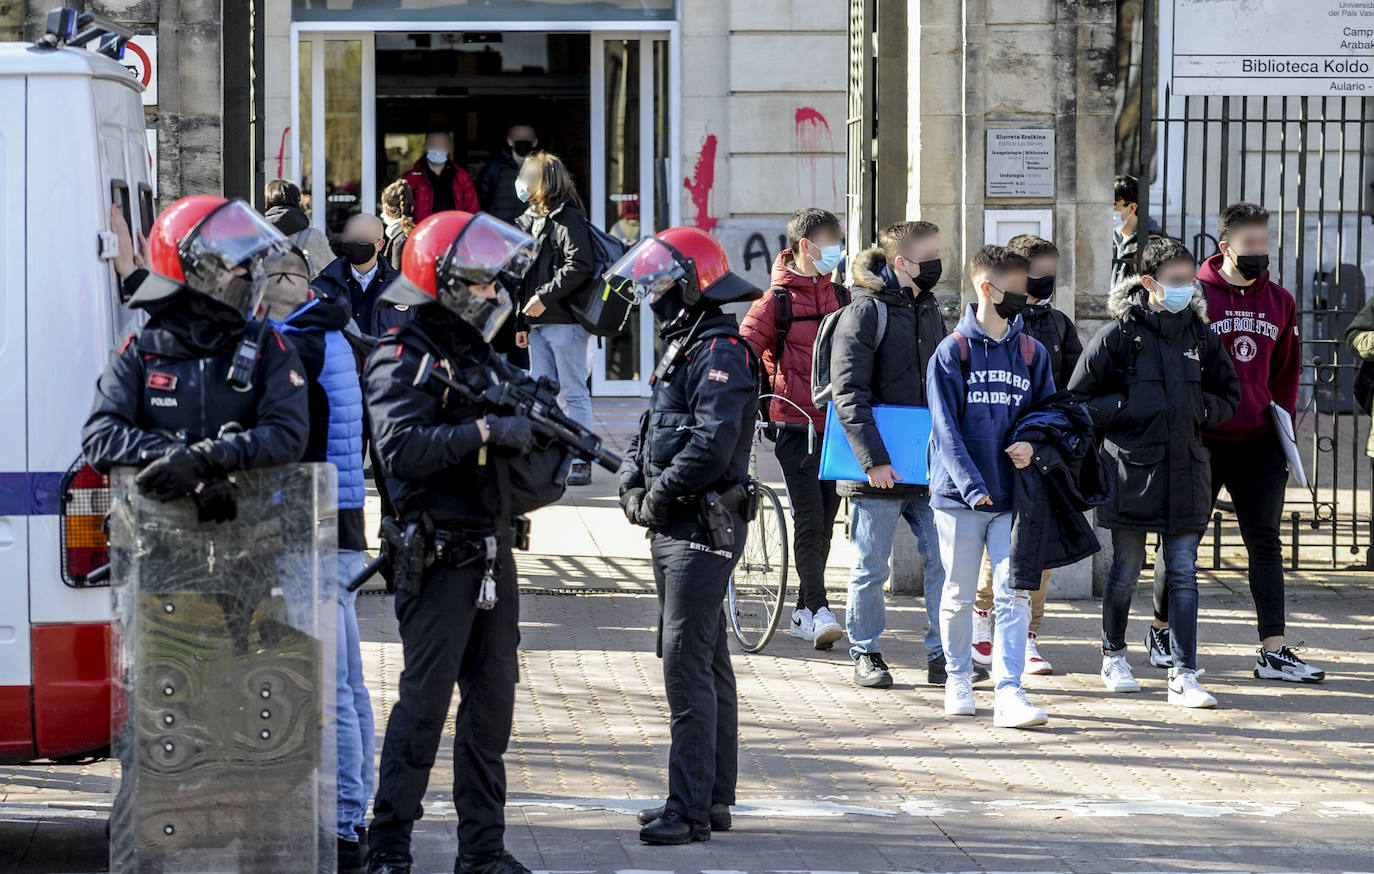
[515,178,532,203]
[426,148,449,165]
[1112,211,1127,232]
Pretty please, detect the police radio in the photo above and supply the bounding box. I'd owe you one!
[226,320,270,391]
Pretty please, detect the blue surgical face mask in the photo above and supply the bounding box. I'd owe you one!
[811,242,843,275]
[426,148,449,165]
[515,178,531,203]
[1112,210,1126,232]
[1160,282,1194,314]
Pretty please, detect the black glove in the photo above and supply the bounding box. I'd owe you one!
[135,447,211,502]
[193,476,238,524]
[619,487,646,525]
[485,415,534,453]
[635,490,671,529]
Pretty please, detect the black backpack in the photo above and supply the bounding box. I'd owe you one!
[568,222,631,337]
[763,284,851,395]
[1355,359,1374,413]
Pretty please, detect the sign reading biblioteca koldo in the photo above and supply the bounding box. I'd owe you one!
[1172,0,1374,96]
[985,129,1055,199]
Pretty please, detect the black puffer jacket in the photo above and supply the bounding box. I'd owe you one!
[1067,276,1240,535]
[475,149,525,225]
[620,310,758,530]
[515,202,596,328]
[829,245,948,499]
[82,295,310,474]
[364,307,515,530]
[1008,397,1112,589]
[1020,303,1083,390]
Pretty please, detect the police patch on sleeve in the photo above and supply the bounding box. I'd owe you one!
[707,368,730,384]
[146,371,178,391]
[288,370,306,387]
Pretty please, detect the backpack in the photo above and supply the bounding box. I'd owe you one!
[1356,360,1374,414]
[763,284,852,395]
[950,330,1038,373]
[811,297,888,411]
[567,220,630,337]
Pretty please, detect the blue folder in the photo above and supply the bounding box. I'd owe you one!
[818,403,932,484]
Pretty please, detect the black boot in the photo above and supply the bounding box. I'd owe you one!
[639,810,710,845]
[339,836,367,874]
[636,802,731,831]
[456,851,533,874]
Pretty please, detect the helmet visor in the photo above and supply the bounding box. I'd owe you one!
[602,238,686,305]
[435,283,514,344]
[179,199,293,317]
[436,213,540,288]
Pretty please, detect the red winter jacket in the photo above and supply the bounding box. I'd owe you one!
[740,250,846,429]
[402,158,479,223]
[1197,252,1300,440]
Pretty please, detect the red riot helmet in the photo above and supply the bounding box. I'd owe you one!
[602,225,760,313]
[380,210,539,342]
[132,196,295,317]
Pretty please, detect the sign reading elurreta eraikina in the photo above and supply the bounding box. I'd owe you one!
[1172,0,1374,96]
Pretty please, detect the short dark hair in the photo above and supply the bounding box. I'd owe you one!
[1140,236,1195,277]
[265,179,301,208]
[1114,174,1139,207]
[787,208,842,253]
[968,245,1030,284]
[1006,234,1058,260]
[1218,201,1270,242]
[877,220,940,263]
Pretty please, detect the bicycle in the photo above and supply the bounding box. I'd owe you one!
[725,393,818,653]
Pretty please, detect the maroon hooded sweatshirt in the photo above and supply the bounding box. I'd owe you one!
[1196,252,1301,440]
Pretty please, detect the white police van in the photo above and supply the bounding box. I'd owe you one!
[0,10,152,764]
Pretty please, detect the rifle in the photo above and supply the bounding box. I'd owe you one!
[411,352,622,473]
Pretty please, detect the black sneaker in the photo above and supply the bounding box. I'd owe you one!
[1146,625,1174,669]
[854,652,894,688]
[639,809,710,845]
[927,654,947,686]
[457,851,534,874]
[367,856,411,874]
[971,665,990,684]
[637,802,731,831]
[1255,642,1326,683]
[566,461,592,486]
[339,837,367,874]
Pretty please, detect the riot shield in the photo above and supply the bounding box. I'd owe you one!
[108,464,338,874]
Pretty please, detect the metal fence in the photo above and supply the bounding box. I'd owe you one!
[1150,89,1374,569]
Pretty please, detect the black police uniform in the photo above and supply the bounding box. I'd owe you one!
[363,306,526,870]
[82,292,310,476]
[620,308,758,832]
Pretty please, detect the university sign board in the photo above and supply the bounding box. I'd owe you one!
[1171,0,1374,96]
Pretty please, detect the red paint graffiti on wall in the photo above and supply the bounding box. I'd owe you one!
[795,107,837,208]
[276,126,291,180]
[684,132,719,232]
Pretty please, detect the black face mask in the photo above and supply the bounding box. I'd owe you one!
[992,286,1028,320]
[1231,252,1270,281]
[339,240,377,267]
[911,258,942,293]
[511,139,536,158]
[650,284,686,325]
[1026,274,1055,300]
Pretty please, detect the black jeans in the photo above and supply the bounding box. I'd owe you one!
[1154,427,1288,640]
[370,544,519,863]
[773,429,841,613]
[650,521,742,825]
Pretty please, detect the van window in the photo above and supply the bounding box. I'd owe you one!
[137,184,154,238]
[111,180,131,233]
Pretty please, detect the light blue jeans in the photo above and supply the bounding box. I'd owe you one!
[528,322,595,449]
[933,507,1029,691]
[845,493,946,662]
[337,549,376,841]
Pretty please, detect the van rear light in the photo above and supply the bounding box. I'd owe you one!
[60,460,111,587]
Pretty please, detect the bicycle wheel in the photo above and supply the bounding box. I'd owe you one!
[726,484,789,652]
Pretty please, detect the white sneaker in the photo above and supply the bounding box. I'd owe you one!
[943,675,976,716]
[789,607,814,641]
[810,607,844,650]
[1101,653,1141,693]
[972,608,993,666]
[1254,643,1326,683]
[993,686,1048,728]
[1024,632,1053,675]
[1168,669,1218,708]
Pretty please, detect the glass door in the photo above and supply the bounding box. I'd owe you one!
[295,32,375,236]
[590,33,670,397]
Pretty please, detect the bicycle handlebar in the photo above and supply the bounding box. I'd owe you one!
[756,421,812,434]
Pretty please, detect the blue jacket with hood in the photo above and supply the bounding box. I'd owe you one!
[926,304,1056,512]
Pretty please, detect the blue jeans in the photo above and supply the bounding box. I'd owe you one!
[1105,529,1201,671]
[337,549,376,841]
[934,508,1027,691]
[846,494,946,661]
[528,323,595,449]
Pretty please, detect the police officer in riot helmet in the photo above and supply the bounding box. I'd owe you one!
[363,210,542,874]
[83,195,310,513]
[611,226,762,845]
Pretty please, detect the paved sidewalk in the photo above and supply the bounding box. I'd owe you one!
[6,401,1374,873]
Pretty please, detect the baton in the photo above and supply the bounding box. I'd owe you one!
[346,553,391,592]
